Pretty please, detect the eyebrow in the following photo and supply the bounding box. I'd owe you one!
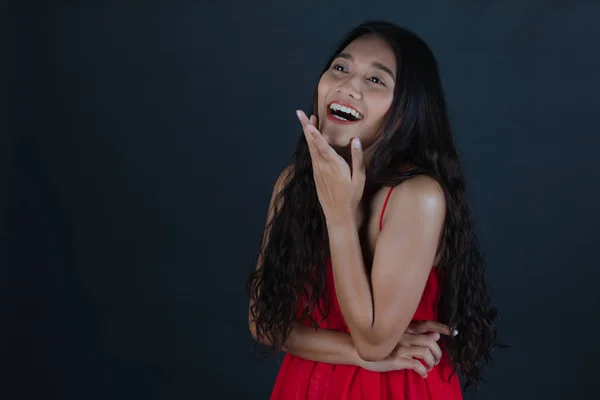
[336,53,396,80]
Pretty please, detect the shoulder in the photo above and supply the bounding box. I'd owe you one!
[395,175,445,208]
[383,175,446,225]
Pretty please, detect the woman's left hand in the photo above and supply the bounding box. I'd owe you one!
[296,110,366,223]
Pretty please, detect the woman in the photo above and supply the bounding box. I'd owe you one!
[247,21,498,399]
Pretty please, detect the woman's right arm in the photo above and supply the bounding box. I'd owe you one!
[250,319,367,366]
[249,166,374,368]
[248,166,360,362]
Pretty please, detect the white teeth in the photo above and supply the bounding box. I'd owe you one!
[329,103,362,120]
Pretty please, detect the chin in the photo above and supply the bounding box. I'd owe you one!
[323,133,352,149]
[321,126,353,147]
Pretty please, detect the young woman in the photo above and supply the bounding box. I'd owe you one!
[247,21,498,399]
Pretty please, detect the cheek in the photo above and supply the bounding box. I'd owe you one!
[371,95,394,123]
[361,95,394,142]
[316,76,330,108]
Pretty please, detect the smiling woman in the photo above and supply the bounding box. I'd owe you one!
[246,21,499,399]
[318,35,396,151]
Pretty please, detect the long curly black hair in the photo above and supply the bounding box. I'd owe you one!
[246,21,500,392]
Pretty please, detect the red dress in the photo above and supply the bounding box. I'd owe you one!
[270,187,463,399]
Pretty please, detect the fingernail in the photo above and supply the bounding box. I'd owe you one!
[352,138,361,149]
[296,110,303,119]
[452,330,458,336]
[433,333,440,340]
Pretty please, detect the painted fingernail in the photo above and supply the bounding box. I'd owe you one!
[452,330,458,336]
[352,138,361,148]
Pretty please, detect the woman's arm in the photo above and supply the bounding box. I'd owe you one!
[248,166,364,367]
[250,320,365,367]
[326,176,446,362]
[250,318,450,377]
[247,166,447,373]
[295,112,446,362]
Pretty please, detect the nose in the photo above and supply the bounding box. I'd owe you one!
[336,77,363,100]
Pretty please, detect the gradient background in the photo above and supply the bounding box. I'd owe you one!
[3,1,599,399]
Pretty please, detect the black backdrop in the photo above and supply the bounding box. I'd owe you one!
[4,1,600,399]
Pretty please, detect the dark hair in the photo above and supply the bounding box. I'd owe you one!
[246,21,500,392]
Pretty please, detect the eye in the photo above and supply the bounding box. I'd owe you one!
[332,63,347,73]
[368,76,385,85]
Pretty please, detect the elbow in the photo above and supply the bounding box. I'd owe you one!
[357,350,384,362]
[355,342,392,362]
[353,327,397,361]
[353,321,408,361]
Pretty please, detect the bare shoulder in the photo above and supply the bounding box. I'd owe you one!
[396,175,445,207]
[384,175,446,223]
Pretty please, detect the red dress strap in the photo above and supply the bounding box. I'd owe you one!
[379,186,395,231]
[379,166,419,231]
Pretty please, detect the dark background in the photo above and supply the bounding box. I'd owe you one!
[3,1,600,399]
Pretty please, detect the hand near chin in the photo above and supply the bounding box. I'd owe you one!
[296,110,365,222]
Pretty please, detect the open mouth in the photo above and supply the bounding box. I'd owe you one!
[328,102,363,122]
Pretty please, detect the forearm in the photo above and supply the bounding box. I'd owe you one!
[283,322,366,366]
[327,218,380,347]
[253,320,365,367]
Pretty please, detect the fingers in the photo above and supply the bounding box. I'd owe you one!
[297,110,320,161]
[399,342,437,370]
[408,320,457,337]
[296,109,309,128]
[398,358,428,378]
[297,110,333,161]
[410,359,429,378]
[395,347,434,378]
[350,137,365,187]
[415,347,436,371]
[296,110,313,144]
[403,332,443,366]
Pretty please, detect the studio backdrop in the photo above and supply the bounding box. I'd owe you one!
[3,1,599,399]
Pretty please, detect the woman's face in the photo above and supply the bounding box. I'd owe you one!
[317,34,397,151]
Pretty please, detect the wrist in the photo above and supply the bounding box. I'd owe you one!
[326,218,357,248]
[325,209,355,230]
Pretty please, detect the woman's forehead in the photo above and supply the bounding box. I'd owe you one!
[338,35,397,76]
